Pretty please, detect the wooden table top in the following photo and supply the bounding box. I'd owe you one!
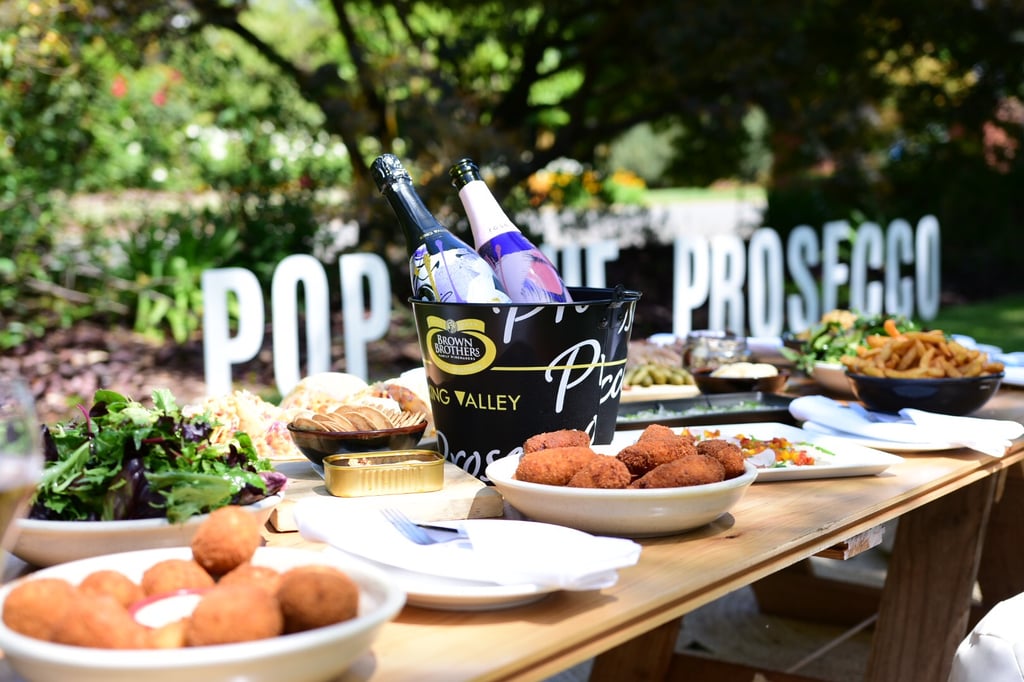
[2,384,1020,681]
[261,387,1024,682]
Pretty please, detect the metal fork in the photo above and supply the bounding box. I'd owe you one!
[381,508,446,545]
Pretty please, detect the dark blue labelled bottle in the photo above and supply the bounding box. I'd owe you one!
[372,154,511,303]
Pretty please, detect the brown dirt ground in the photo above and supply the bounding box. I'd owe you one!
[1,316,424,425]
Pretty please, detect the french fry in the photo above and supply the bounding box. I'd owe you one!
[840,323,1004,379]
[883,318,903,338]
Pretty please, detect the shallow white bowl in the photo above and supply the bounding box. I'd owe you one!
[11,494,283,568]
[810,361,854,396]
[0,545,404,682]
[485,456,757,538]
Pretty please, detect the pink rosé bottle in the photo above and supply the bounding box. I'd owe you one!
[449,158,572,304]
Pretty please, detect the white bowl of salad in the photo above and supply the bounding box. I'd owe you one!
[11,495,282,568]
[11,389,287,568]
[784,310,916,396]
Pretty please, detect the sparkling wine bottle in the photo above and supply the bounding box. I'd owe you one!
[371,154,511,304]
[449,158,572,303]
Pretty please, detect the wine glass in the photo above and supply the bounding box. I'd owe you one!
[0,378,43,552]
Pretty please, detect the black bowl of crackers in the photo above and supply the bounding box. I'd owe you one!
[287,405,428,470]
[841,324,1005,415]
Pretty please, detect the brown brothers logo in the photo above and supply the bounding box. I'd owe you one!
[424,315,497,375]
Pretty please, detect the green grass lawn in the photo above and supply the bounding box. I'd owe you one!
[928,293,1024,351]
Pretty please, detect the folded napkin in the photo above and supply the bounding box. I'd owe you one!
[789,395,1024,456]
[292,497,642,591]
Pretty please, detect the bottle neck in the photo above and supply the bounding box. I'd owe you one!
[458,180,518,244]
[381,179,451,247]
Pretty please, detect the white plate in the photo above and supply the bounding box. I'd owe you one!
[801,421,958,452]
[610,422,903,481]
[324,546,552,611]
[295,503,639,610]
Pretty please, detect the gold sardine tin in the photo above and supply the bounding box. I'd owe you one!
[323,449,444,497]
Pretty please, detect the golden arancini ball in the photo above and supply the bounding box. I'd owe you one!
[79,569,145,609]
[276,565,359,634]
[1,577,78,640]
[51,593,148,649]
[141,558,215,597]
[217,562,282,594]
[191,505,263,576]
[185,584,283,646]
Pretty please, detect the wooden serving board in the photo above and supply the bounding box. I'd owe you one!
[268,459,504,532]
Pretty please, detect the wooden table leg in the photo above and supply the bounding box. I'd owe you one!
[589,618,680,682]
[977,464,1024,614]
[864,474,997,682]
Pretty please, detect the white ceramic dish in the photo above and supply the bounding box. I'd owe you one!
[648,422,904,481]
[485,455,757,538]
[12,494,283,568]
[810,361,854,395]
[0,546,404,682]
[620,383,700,403]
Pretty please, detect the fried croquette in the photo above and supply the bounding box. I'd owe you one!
[567,456,632,489]
[630,454,725,489]
[191,505,263,576]
[51,593,148,649]
[141,558,215,597]
[79,569,145,609]
[277,565,359,634]
[185,584,284,646]
[523,429,591,453]
[616,437,698,476]
[217,562,283,594]
[1,577,77,640]
[696,439,747,479]
[514,446,599,486]
[636,424,679,442]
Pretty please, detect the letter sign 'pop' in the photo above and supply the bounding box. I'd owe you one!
[201,253,392,397]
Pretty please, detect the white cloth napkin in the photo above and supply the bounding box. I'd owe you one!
[789,395,1024,456]
[949,591,1024,682]
[292,497,642,591]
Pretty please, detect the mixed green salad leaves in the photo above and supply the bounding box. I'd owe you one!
[31,389,286,524]
[782,312,917,374]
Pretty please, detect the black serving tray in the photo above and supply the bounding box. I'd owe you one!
[615,391,796,430]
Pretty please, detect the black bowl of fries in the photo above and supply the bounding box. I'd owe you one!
[845,372,1004,415]
[840,326,1006,415]
[287,405,428,470]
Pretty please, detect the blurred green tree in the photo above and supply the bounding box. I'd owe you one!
[4,0,1024,341]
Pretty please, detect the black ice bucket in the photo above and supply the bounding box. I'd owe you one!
[410,286,642,480]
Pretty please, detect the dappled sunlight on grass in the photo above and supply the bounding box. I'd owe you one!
[929,294,1024,351]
